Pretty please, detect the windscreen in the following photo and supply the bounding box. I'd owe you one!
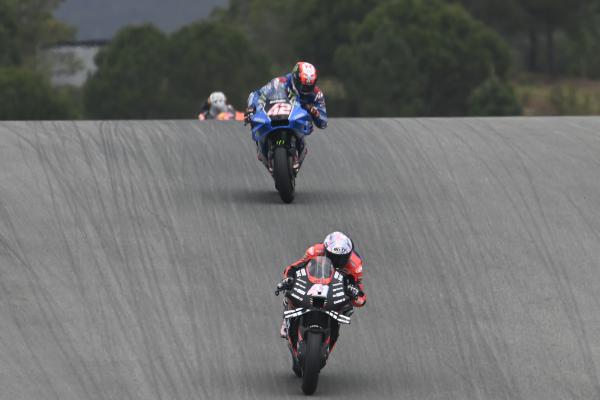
[306,256,334,281]
[262,80,290,102]
[261,81,294,120]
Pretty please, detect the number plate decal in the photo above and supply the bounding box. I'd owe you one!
[307,284,329,298]
[267,103,292,117]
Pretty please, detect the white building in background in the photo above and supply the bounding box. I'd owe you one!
[44,40,108,87]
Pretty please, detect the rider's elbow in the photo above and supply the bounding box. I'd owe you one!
[352,295,366,307]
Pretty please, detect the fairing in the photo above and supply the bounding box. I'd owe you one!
[250,83,313,143]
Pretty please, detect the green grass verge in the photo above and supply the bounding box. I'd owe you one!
[514,74,600,116]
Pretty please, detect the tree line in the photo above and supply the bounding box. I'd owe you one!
[455,0,600,77]
[0,0,76,119]
[2,0,600,119]
[86,0,520,118]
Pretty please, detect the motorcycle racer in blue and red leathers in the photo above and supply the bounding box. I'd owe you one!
[244,62,327,171]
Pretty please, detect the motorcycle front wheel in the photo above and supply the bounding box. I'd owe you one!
[273,146,295,203]
[301,331,322,395]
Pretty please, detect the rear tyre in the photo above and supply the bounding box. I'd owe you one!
[273,146,295,203]
[301,332,322,395]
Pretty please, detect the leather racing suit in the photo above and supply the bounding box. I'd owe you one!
[283,243,366,307]
[198,103,236,120]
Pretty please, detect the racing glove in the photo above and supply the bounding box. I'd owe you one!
[345,284,364,300]
[307,105,320,119]
[244,106,255,125]
[275,277,294,295]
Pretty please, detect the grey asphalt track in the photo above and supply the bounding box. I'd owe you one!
[1,118,600,399]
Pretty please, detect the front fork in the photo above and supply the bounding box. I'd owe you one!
[291,313,332,369]
[260,131,305,174]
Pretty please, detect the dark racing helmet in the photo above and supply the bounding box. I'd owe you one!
[323,231,353,269]
[292,62,318,95]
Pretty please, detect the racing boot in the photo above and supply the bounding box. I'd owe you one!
[280,298,290,338]
[280,319,288,338]
[290,346,302,377]
[293,142,307,176]
[256,143,272,174]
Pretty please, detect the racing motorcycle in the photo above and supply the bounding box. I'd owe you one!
[250,85,313,203]
[275,256,360,395]
[215,110,245,121]
[198,110,244,121]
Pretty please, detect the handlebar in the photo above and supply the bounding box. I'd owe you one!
[345,284,364,300]
[274,277,294,296]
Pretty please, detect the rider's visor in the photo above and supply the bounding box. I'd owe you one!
[299,84,314,94]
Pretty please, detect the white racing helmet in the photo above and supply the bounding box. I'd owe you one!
[208,91,228,114]
[323,231,353,268]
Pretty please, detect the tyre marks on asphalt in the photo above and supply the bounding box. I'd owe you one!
[473,118,600,399]
[1,119,600,399]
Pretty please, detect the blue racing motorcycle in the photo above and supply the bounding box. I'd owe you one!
[250,84,313,203]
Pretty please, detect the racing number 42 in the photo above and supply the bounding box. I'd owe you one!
[267,103,292,117]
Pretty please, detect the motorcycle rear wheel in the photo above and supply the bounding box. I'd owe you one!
[273,146,295,203]
[301,332,322,395]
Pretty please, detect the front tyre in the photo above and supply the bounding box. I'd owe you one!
[301,332,322,395]
[273,146,295,203]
